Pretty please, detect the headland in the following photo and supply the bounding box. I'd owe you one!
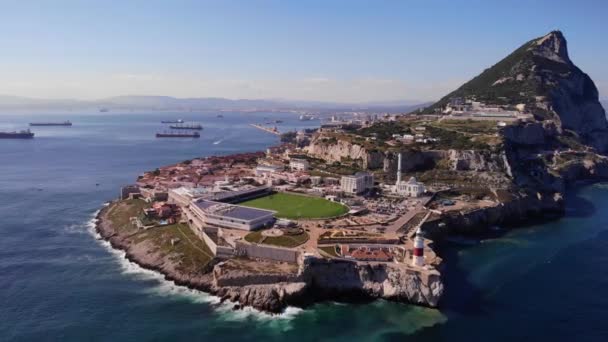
[96,31,608,313]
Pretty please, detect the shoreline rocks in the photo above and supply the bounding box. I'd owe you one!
[95,203,444,313]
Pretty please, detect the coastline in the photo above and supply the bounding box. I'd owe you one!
[95,200,444,313]
[94,202,308,313]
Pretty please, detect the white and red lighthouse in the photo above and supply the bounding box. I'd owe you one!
[412,227,425,267]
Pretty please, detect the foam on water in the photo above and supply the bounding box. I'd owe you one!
[86,208,303,322]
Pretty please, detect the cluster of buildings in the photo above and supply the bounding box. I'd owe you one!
[389,126,438,145]
[120,135,436,270]
[442,97,533,121]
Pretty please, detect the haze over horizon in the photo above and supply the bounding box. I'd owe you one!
[1,0,607,103]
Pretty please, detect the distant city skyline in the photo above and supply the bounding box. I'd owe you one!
[0,0,606,102]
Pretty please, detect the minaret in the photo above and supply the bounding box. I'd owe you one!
[412,227,425,267]
[396,153,402,184]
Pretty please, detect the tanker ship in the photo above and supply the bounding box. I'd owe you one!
[156,131,200,138]
[0,129,35,139]
[169,123,203,130]
[29,121,72,126]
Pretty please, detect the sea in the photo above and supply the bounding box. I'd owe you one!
[1,112,608,341]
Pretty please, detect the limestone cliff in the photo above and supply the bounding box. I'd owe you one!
[305,135,385,169]
[301,258,443,307]
[426,30,608,152]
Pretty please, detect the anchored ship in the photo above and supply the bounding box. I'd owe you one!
[299,114,315,121]
[156,131,200,138]
[161,119,184,124]
[169,123,203,130]
[29,121,72,126]
[0,129,34,139]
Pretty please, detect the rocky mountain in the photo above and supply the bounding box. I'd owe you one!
[424,31,608,152]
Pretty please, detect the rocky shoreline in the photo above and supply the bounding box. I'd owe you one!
[95,202,443,313]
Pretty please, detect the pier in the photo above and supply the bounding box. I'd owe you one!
[250,124,281,136]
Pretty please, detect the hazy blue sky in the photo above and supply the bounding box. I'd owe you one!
[0,0,606,102]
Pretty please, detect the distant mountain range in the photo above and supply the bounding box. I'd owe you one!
[0,95,428,114]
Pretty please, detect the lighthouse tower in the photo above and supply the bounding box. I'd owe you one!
[412,227,425,267]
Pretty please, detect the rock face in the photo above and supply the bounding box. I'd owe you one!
[301,258,443,307]
[427,30,608,152]
[422,191,565,237]
[305,136,385,169]
[306,136,445,172]
[502,122,549,146]
[447,149,506,172]
[96,205,442,314]
[534,32,608,152]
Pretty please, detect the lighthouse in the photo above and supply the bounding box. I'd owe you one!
[412,227,425,267]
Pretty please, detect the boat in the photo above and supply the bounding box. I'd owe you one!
[169,123,203,130]
[216,114,224,118]
[29,121,72,126]
[274,120,283,123]
[161,119,184,124]
[299,114,315,121]
[99,108,109,113]
[0,129,34,139]
[156,131,200,138]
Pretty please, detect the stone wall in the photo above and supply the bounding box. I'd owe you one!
[235,241,300,263]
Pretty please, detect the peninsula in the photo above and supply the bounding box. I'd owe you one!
[96,31,608,313]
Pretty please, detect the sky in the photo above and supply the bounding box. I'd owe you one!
[0,0,606,103]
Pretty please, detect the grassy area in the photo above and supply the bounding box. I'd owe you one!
[106,199,149,234]
[106,200,213,273]
[244,229,309,248]
[318,245,340,258]
[240,192,348,219]
[132,223,214,272]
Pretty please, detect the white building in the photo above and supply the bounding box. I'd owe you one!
[188,199,275,231]
[289,158,309,171]
[393,153,425,197]
[395,177,426,198]
[341,172,374,195]
[168,186,209,207]
[255,164,283,176]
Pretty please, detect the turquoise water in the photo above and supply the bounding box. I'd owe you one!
[1,112,608,341]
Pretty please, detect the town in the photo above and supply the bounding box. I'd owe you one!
[105,99,543,312]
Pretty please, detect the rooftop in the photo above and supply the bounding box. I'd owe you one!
[195,200,275,221]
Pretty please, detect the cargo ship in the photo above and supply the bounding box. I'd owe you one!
[156,131,200,138]
[29,121,72,126]
[0,129,34,139]
[169,123,203,130]
[161,119,184,124]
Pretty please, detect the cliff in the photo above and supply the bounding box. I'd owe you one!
[306,135,506,174]
[96,202,443,313]
[302,258,443,307]
[425,30,608,152]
